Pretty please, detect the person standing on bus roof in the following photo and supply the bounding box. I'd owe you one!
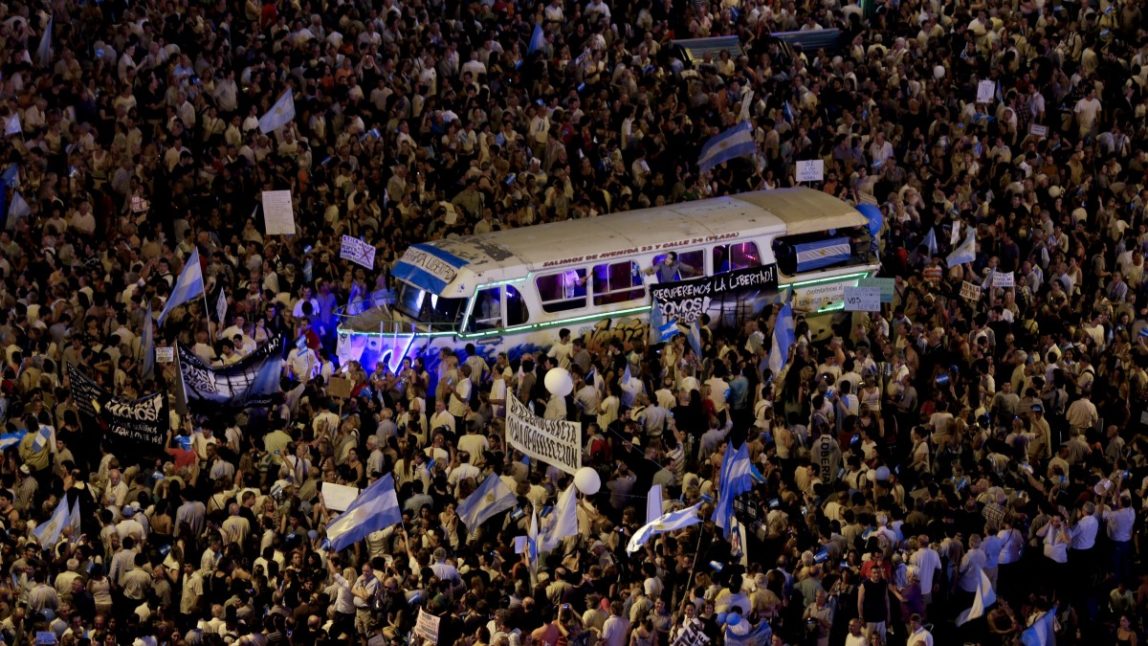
[645,252,698,283]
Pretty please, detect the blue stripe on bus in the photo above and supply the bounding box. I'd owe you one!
[391,263,449,294]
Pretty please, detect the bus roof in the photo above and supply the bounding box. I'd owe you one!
[392,187,866,295]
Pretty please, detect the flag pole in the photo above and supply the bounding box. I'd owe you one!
[202,287,215,342]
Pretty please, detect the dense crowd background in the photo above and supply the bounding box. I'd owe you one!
[2,0,1148,644]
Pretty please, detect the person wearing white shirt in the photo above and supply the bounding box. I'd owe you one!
[957,535,987,596]
[906,614,934,646]
[1103,492,1136,583]
[909,538,942,605]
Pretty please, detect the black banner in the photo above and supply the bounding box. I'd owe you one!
[649,264,778,324]
[68,366,167,453]
[177,335,285,409]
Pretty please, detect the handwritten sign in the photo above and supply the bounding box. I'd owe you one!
[843,286,881,312]
[795,159,825,183]
[156,347,175,364]
[961,281,983,303]
[340,235,376,270]
[261,190,296,235]
[991,270,1015,288]
[415,609,441,644]
[977,80,996,103]
[1029,124,1048,138]
[858,277,895,303]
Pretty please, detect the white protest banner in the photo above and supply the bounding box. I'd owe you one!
[340,235,376,270]
[795,159,824,183]
[506,393,581,475]
[261,190,296,235]
[843,286,881,312]
[961,281,983,302]
[155,347,175,363]
[977,80,996,103]
[415,609,441,644]
[991,270,1015,287]
[321,482,360,512]
[672,618,712,646]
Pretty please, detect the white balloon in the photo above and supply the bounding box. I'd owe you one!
[875,466,891,481]
[544,367,574,397]
[574,467,601,495]
[933,65,945,80]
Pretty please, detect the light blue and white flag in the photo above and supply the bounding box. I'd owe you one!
[922,227,938,256]
[528,24,546,55]
[5,192,29,230]
[36,19,52,67]
[456,474,517,531]
[1020,609,1057,646]
[767,302,795,376]
[157,248,204,324]
[685,320,704,357]
[698,121,755,172]
[33,495,74,548]
[4,114,20,137]
[649,302,677,344]
[626,502,703,553]
[947,228,977,267]
[31,425,52,452]
[724,617,773,646]
[956,569,996,626]
[541,484,579,551]
[0,430,26,451]
[712,441,754,538]
[259,89,296,134]
[326,473,402,551]
[646,484,664,525]
[794,237,851,272]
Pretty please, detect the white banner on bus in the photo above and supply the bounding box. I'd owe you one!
[340,235,376,270]
[506,394,581,476]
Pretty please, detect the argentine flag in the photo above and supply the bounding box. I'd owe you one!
[33,495,80,548]
[36,18,52,67]
[767,302,795,377]
[541,484,579,551]
[711,441,754,538]
[947,227,977,267]
[456,474,517,531]
[649,302,677,344]
[626,502,702,553]
[157,248,205,325]
[259,89,296,134]
[528,24,546,56]
[326,473,402,551]
[698,121,755,172]
[922,227,938,256]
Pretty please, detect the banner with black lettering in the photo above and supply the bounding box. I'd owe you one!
[178,336,285,408]
[649,264,778,324]
[68,366,167,454]
[506,394,581,475]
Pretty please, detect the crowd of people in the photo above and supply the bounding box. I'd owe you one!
[2,0,1148,643]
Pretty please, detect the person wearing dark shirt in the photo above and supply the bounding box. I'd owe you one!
[857,566,890,643]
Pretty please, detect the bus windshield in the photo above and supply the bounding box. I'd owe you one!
[395,282,467,327]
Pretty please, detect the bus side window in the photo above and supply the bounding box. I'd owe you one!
[506,285,529,325]
[713,242,760,273]
[536,269,587,313]
[592,261,645,305]
[471,287,502,330]
[652,250,704,278]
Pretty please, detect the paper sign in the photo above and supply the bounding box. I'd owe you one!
[328,376,353,399]
[216,290,228,324]
[793,281,847,312]
[795,159,825,183]
[155,347,175,363]
[843,286,881,312]
[321,482,360,512]
[415,609,441,644]
[858,277,895,303]
[991,271,1015,287]
[513,536,529,553]
[340,235,376,270]
[1029,124,1048,138]
[261,190,296,235]
[977,80,996,103]
[961,281,983,302]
